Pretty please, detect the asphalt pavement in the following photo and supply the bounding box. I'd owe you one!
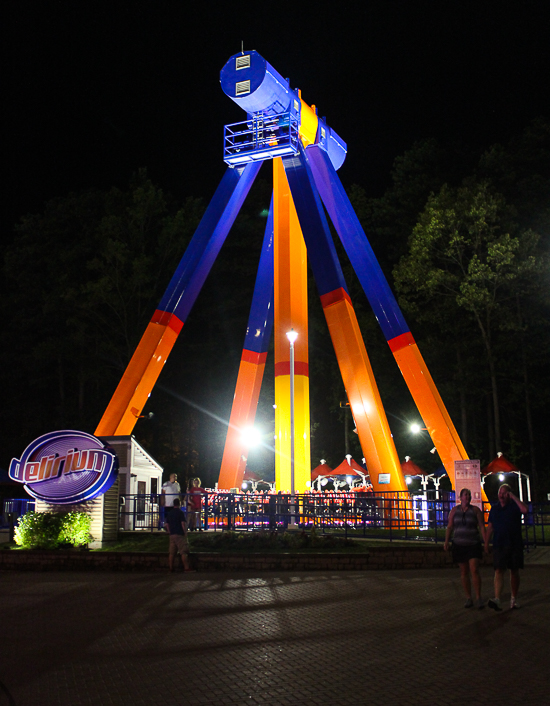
[1,550,548,705]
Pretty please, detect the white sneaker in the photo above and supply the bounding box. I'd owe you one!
[488,597,502,612]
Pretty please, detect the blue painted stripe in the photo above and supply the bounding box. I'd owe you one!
[158,162,262,322]
[307,145,409,341]
[243,196,274,355]
[282,148,349,298]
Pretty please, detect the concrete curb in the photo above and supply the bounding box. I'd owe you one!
[0,545,479,572]
[2,544,547,572]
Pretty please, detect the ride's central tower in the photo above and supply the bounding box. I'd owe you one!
[96,50,470,495]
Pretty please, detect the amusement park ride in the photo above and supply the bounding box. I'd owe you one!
[95,50,470,495]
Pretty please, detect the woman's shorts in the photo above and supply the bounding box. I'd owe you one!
[452,542,482,564]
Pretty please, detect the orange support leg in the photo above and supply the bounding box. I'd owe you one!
[389,334,467,490]
[321,290,408,495]
[95,312,181,436]
[218,352,267,490]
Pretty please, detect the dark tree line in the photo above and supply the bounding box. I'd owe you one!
[351,118,549,495]
[2,120,549,495]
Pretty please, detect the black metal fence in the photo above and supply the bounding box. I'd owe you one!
[117,492,550,546]
[3,493,548,546]
[1,499,36,539]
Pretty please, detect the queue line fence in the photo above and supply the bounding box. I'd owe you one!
[117,491,550,546]
[3,493,549,546]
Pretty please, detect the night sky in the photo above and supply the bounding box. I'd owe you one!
[4,1,550,479]
[6,1,549,227]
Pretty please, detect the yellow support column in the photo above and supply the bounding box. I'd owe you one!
[273,158,311,493]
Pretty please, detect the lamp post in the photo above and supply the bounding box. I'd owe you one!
[410,423,437,455]
[410,423,427,434]
[286,329,298,510]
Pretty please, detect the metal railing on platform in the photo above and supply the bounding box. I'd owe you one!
[223,111,300,165]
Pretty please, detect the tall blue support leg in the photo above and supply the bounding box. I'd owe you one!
[219,198,275,489]
[306,144,468,484]
[96,162,262,436]
[282,148,407,493]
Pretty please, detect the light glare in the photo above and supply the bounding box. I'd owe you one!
[241,427,262,447]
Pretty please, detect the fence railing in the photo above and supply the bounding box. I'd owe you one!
[1,499,36,533]
[223,111,300,165]
[4,493,549,546]
[118,492,550,546]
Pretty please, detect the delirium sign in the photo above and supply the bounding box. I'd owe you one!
[9,430,118,504]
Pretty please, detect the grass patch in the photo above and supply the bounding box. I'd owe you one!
[5,524,546,553]
[93,532,168,552]
[92,529,363,553]
[190,529,361,553]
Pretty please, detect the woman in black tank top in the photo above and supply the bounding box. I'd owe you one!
[444,488,486,608]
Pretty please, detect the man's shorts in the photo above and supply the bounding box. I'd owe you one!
[452,542,482,564]
[169,534,189,556]
[493,545,524,571]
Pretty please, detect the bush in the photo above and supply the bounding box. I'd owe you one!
[14,511,93,549]
[59,511,93,547]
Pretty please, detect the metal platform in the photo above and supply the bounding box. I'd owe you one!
[224,112,299,165]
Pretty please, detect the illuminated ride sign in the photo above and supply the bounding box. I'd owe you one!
[9,430,118,504]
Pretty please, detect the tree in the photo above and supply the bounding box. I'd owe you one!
[394,179,548,472]
[0,171,202,464]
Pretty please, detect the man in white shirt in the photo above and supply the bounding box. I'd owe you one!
[161,473,181,525]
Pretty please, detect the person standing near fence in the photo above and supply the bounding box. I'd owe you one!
[162,474,181,509]
[161,473,181,527]
[485,483,528,611]
[187,478,206,531]
[444,488,486,609]
[164,498,193,572]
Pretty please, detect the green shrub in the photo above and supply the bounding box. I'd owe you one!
[59,511,93,547]
[14,511,93,549]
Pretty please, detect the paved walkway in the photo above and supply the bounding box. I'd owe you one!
[1,558,549,705]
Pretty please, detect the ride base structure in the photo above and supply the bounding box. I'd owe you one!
[95,50,469,496]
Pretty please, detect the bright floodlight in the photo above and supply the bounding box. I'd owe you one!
[286,328,298,345]
[405,476,412,485]
[241,426,262,447]
[241,482,248,490]
[346,475,352,485]
[410,423,422,434]
[498,473,505,482]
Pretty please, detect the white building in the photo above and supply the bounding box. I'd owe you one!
[34,436,163,542]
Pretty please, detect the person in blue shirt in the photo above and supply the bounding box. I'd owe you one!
[164,498,194,573]
[485,483,528,611]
